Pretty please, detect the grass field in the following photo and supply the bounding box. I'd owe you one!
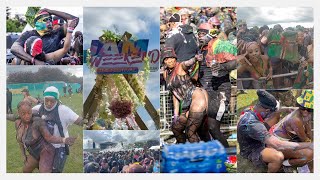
[236,90,258,114]
[7,93,83,173]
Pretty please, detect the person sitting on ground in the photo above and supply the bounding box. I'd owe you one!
[269,90,313,172]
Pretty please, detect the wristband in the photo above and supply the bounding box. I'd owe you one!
[67,28,74,33]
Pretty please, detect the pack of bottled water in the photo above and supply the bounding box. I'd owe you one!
[161,140,227,173]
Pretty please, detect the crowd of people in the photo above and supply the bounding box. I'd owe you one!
[9,8,83,65]
[84,149,160,173]
[237,20,313,89]
[160,7,237,147]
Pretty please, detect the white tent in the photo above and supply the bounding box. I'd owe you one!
[149,146,160,150]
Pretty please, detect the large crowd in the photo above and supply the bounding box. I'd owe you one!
[84,149,160,173]
[237,20,313,89]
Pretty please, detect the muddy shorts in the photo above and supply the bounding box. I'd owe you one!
[247,146,267,168]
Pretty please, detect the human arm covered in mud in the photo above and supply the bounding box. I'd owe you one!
[181,54,203,71]
[11,42,45,65]
[289,118,311,142]
[34,117,76,145]
[45,18,77,63]
[40,8,79,36]
[265,135,313,151]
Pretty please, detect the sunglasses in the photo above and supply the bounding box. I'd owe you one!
[238,24,247,28]
[40,16,52,23]
[300,107,313,112]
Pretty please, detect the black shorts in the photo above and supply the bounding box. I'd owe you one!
[247,146,267,168]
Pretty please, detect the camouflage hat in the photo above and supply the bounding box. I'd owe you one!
[297,90,314,109]
[161,47,177,62]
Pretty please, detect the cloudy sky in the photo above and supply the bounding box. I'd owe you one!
[237,7,313,28]
[82,7,160,130]
[83,7,159,51]
[7,66,83,77]
[83,130,160,144]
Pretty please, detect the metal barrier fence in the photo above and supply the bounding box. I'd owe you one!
[160,77,238,133]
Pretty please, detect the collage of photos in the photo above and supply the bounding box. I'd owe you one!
[5,6,313,174]
[236,7,314,173]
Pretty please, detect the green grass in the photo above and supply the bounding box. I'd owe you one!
[7,93,83,173]
[236,90,258,115]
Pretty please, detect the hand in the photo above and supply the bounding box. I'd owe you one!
[61,57,72,65]
[195,54,203,61]
[173,115,179,124]
[45,60,55,65]
[266,71,273,80]
[237,52,249,65]
[67,18,79,32]
[65,137,77,146]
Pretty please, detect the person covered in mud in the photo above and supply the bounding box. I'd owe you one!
[197,22,233,147]
[269,90,313,172]
[32,86,83,173]
[236,20,259,89]
[162,47,208,143]
[7,100,76,173]
[237,90,313,173]
[237,41,273,89]
[11,8,79,65]
[293,31,314,89]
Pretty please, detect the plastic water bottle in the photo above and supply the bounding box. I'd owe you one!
[211,59,220,76]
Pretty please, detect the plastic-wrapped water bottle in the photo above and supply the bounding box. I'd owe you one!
[211,59,220,76]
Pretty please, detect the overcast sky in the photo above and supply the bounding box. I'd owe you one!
[83,7,159,51]
[82,7,159,130]
[237,7,313,28]
[83,130,160,144]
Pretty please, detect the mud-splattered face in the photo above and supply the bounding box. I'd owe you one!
[18,104,32,123]
[247,43,261,63]
[299,107,313,118]
[164,57,177,69]
[297,31,304,45]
